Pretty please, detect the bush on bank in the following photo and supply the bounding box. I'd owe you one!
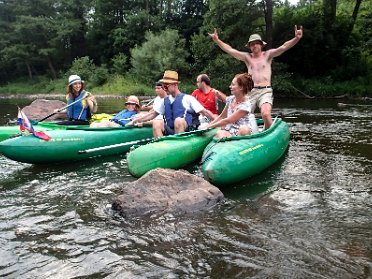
[0,74,370,99]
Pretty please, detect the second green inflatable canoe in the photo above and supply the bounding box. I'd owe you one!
[0,126,153,164]
[127,128,218,177]
[201,118,290,187]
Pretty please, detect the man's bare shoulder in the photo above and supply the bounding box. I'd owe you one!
[261,50,275,61]
[244,52,254,61]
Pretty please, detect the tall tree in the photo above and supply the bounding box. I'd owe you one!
[0,0,91,80]
[323,0,337,27]
[130,29,189,83]
[263,0,273,49]
[348,0,363,38]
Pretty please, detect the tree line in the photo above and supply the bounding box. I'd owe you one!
[0,0,370,96]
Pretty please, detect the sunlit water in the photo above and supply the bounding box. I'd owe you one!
[0,96,371,278]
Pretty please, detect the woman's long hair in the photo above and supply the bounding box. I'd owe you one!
[66,82,85,96]
[234,73,254,94]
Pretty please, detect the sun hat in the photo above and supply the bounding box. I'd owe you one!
[125,95,140,107]
[68,75,84,86]
[159,70,179,84]
[245,34,267,48]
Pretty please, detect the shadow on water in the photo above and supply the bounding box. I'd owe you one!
[0,152,135,191]
[186,148,290,201]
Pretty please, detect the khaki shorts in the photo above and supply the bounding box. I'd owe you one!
[248,88,273,112]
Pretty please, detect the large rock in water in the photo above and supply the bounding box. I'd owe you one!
[23,99,67,121]
[112,168,224,217]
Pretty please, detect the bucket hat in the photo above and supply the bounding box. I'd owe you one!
[159,70,179,84]
[245,34,267,48]
[68,75,84,86]
[125,95,140,107]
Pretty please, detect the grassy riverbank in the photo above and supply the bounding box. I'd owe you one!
[0,75,197,97]
[0,75,370,99]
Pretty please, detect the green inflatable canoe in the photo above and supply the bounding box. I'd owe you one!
[0,122,86,142]
[201,118,290,187]
[127,128,218,177]
[0,126,153,164]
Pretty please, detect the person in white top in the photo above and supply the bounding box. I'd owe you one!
[134,81,168,127]
[205,73,258,139]
[126,70,215,138]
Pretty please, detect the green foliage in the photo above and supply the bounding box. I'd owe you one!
[271,62,293,94]
[0,0,371,98]
[67,56,96,83]
[111,53,129,75]
[202,54,246,93]
[90,66,110,87]
[191,0,261,75]
[130,29,190,83]
[0,74,155,96]
[111,11,164,54]
[91,75,152,96]
[67,56,109,87]
[297,77,371,98]
[0,0,91,81]
[0,76,65,94]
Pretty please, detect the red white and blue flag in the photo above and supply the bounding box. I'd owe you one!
[17,108,51,141]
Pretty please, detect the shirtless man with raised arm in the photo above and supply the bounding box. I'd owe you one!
[209,25,303,129]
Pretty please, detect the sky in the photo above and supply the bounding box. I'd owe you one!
[283,0,300,5]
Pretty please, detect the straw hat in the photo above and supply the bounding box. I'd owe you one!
[125,95,140,107]
[68,75,84,86]
[159,70,179,84]
[245,34,267,48]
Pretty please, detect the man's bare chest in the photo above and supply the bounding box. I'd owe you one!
[248,57,269,71]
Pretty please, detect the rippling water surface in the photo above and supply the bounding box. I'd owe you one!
[0,97,371,278]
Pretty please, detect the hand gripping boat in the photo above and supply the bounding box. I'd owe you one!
[0,126,153,164]
[200,118,290,187]
[127,128,218,177]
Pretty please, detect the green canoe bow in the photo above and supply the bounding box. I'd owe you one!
[127,128,218,177]
[201,118,290,187]
[0,126,153,164]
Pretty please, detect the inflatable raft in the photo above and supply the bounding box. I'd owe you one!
[201,118,290,187]
[127,128,217,177]
[0,126,153,164]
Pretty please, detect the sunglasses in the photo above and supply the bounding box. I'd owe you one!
[162,83,175,90]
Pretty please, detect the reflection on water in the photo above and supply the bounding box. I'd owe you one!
[0,97,371,278]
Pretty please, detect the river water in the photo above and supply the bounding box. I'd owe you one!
[0,97,371,278]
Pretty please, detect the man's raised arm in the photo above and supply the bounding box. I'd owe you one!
[208,28,248,62]
[268,25,303,58]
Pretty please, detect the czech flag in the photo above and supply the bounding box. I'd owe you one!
[17,108,51,141]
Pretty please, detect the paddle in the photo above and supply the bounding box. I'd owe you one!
[78,128,213,154]
[33,95,90,124]
[337,102,372,108]
[141,98,155,107]
[78,137,154,154]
